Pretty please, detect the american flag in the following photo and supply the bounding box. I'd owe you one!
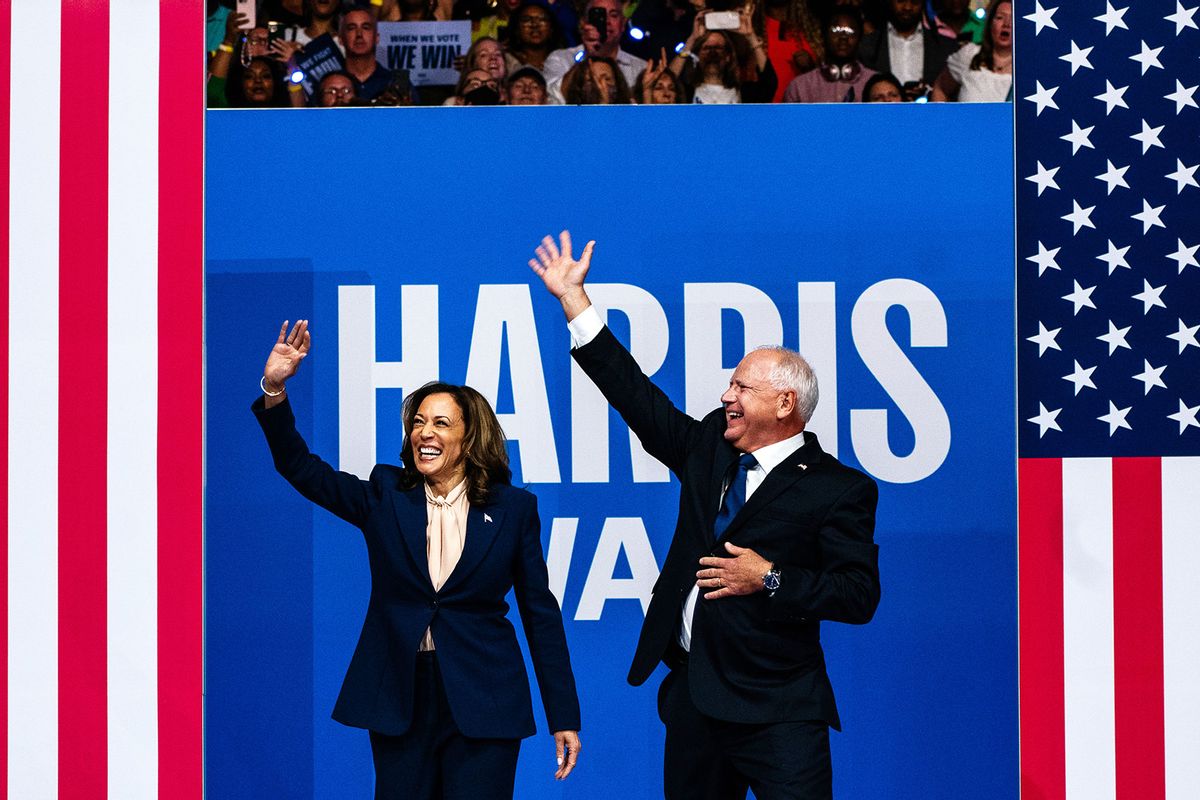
[1016,2,1200,799]
[1,1,203,798]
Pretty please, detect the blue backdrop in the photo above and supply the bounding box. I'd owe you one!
[205,104,1016,799]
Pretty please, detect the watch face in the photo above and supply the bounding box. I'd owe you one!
[763,570,781,591]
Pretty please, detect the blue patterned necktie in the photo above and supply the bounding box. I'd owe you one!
[714,453,758,539]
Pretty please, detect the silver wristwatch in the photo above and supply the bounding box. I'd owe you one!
[762,567,782,595]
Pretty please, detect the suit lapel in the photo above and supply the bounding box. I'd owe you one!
[392,487,432,586]
[720,433,824,540]
[440,501,506,594]
[922,31,938,83]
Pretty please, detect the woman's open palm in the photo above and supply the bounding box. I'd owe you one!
[263,319,311,389]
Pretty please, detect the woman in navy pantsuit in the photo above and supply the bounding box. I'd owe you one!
[253,320,582,800]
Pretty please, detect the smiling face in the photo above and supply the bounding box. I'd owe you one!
[826,12,862,63]
[719,350,797,452]
[473,39,506,80]
[410,393,468,491]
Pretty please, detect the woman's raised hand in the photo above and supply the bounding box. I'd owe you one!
[642,47,669,89]
[263,319,311,393]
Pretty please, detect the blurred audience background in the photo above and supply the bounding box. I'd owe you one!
[206,0,1012,105]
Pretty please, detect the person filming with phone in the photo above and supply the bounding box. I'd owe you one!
[668,3,776,103]
[542,0,646,103]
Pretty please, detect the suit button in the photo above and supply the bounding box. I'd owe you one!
[431,599,439,610]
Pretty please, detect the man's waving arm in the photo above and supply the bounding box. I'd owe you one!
[528,231,703,475]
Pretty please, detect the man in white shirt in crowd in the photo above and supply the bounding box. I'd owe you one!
[542,0,646,104]
[858,0,958,101]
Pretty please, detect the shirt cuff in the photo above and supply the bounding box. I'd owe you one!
[567,305,603,349]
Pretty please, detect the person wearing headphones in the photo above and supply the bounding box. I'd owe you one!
[781,8,875,103]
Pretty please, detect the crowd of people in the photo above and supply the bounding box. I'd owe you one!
[206,0,1012,107]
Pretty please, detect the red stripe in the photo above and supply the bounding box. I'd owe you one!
[1019,457,1065,800]
[0,0,11,793]
[1112,458,1165,799]
[58,1,110,796]
[157,1,204,796]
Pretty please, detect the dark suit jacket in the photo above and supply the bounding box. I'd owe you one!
[858,27,959,86]
[253,396,581,739]
[573,327,880,730]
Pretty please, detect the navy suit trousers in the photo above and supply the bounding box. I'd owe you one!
[369,653,520,800]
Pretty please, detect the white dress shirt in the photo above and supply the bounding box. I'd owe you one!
[677,429,807,651]
[567,305,807,651]
[886,22,925,86]
[542,46,648,105]
[567,304,605,347]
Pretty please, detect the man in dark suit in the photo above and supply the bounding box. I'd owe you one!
[858,0,959,100]
[529,232,880,800]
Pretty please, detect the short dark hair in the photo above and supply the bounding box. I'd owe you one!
[399,382,511,506]
[505,2,567,52]
[862,71,903,101]
[825,7,864,33]
[339,4,376,30]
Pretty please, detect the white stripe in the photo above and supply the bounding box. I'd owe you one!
[1062,458,1116,800]
[8,1,62,797]
[106,1,160,796]
[1163,457,1200,800]
[797,282,837,456]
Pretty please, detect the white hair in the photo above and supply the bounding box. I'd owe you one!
[754,345,819,424]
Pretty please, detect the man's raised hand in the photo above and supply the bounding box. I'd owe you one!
[528,231,595,320]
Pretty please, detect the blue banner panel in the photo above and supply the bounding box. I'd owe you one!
[205,104,1016,799]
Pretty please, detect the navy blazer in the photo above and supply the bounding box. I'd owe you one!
[572,327,880,730]
[253,396,581,739]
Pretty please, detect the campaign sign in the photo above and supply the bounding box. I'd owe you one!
[294,33,346,95]
[377,21,470,86]
[206,105,1017,799]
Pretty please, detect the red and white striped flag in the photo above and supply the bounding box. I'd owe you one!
[1020,458,1200,799]
[1016,3,1200,798]
[2,1,202,797]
